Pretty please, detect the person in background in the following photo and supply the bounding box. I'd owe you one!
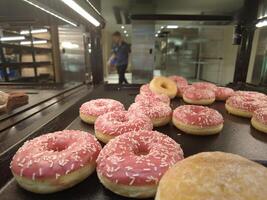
[110,31,130,84]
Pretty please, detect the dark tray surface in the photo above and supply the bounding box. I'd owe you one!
[1,84,267,200]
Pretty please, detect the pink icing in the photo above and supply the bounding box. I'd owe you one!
[11,130,101,180]
[215,87,234,100]
[79,99,125,117]
[135,93,170,105]
[192,82,217,91]
[128,101,172,119]
[226,95,267,112]
[173,105,223,127]
[233,91,267,98]
[253,107,267,125]
[139,84,153,95]
[168,76,188,96]
[96,130,183,186]
[183,86,215,100]
[168,76,188,87]
[94,111,153,136]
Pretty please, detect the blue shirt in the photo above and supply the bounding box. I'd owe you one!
[112,42,130,66]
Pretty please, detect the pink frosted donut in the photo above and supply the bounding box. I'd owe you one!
[135,93,170,105]
[226,95,267,118]
[140,84,153,95]
[172,105,224,135]
[168,75,188,97]
[215,87,234,101]
[233,91,266,98]
[96,130,184,198]
[128,101,172,127]
[79,98,125,124]
[192,82,217,91]
[251,107,267,133]
[10,130,102,193]
[94,111,153,143]
[183,86,215,105]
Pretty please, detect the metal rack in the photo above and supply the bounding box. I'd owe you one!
[0,27,55,82]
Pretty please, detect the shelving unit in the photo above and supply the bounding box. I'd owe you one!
[0,26,55,83]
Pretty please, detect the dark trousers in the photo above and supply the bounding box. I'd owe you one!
[116,64,128,84]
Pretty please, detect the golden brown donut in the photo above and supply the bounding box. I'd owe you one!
[156,152,267,200]
[149,76,177,99]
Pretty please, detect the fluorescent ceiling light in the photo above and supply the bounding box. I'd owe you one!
[20,29,48,35]
[61,0,100,27]
[160,26,164,29]
[157,30,161,33]
[20,40,47,45]
[155,34,158,37]
[256,20,267,28]
[124,30,127,33]
[86,0,101,16]
[0,36,25,42]
[22,0,78,27]
[121,25,125,29]
[61,41,79,49]
[125,34,129,37]
[167,25,178,29]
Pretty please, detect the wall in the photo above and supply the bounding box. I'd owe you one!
[199,26,238,85]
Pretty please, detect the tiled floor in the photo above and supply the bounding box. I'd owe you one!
[105,73,132,84]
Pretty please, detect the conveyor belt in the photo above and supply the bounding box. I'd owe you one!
[0,84,266,200]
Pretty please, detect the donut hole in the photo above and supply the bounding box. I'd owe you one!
[134,145,150,156]
[161,83,168,89]
[47,140,69,152]
[95,102,106,107]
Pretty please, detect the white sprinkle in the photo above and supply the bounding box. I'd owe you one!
[39,168,43,176]
[56,173,60,179]
[32,173,36,180]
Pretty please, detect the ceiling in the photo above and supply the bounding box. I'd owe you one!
[0,0,102,28]
[100,0,245,39]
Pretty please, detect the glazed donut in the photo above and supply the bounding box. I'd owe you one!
[251,107,267,134]
[96,130,184,198]
[168,76,188,97]
[149,76,177,99]
[156,152,267,200]
[140,84,153,95]
[10,130,101,193]
[128,101,172,127]
[182,86,215,105]
[172,105,223,135]
[94,111,153,143]
[215,86,234,101]
[225,95,267,118]
[79,99,125,124]
[135,93,170,105]
[192,82,217,91]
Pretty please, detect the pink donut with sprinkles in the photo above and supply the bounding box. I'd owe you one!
[10,130,102,193]
[79,98,125,124]
[226,95,267,118]
[135,93,170,105]
[128,101,172,127]
[183,86,215,105]
[251,107,267,134]
[233,90,266,98]
[140,84,153,95]
[94,111,153,143]
[215,87,234,101]
[172,105,224,135]
[96,130,184,198]
[192,82,217,91]
[168,75,188,97]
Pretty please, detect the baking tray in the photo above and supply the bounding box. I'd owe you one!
[0,84,267,200]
